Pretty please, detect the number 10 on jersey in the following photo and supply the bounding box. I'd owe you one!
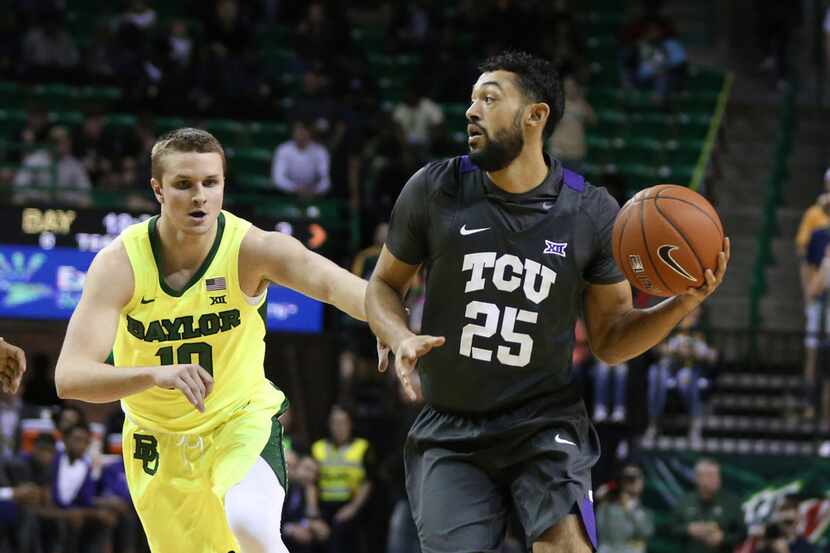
[459,301,537,367]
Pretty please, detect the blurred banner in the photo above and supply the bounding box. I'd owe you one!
[641,452,830,552]
[0,205,326,333]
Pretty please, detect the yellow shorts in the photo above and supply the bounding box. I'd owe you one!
[122,385,288,553]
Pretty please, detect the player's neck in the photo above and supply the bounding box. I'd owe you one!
[485,146,548,194]
[156,215,219,272]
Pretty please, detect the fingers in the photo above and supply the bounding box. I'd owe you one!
[178,370,206,412]
[195,365,214,397]
[396,357,417,401]
[415,336,445,356]
[176,376,202,412]
[376,341,389,373]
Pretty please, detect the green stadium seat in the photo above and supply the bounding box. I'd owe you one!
[258,26,293,48]
[378,78,407,103]
[236,173,274,192]
[105,113,137,130]
[248,122,289,150]
[657,164,696,184]
[77,85,122,108]
[205,119,247,148]
[229,147,272,176]
[262,48,296,80]
[48,111,84,128]
[686,66,724,92]
[32,84,78,110]
[351,26,386,52]
[156,117,189,134]
[0,82,22,109]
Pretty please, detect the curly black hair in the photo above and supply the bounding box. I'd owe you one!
[478,51,564,141]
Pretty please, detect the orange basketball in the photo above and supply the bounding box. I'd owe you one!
[612,184,724,297]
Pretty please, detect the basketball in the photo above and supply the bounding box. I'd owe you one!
[612,184,724,297]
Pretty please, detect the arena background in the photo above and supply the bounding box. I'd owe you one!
[0,1,829,552]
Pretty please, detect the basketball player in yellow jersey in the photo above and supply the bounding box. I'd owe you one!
[54,128,376,553]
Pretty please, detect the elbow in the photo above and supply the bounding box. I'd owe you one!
[54,365,75,400]
[591,341,627,366]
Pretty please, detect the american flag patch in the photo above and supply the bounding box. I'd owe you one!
[205,277,226,291]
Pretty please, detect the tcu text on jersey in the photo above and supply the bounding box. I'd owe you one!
[459,252,557,368]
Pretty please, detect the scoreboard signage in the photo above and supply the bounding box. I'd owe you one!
[0,206,324,332]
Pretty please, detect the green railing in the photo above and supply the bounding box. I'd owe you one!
[690,71,733,192]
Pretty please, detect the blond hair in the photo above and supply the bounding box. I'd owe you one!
[150,128,227,181]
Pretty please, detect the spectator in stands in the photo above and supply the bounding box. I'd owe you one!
[120,0,157,32]
[802,235,830,426]
[625,21,688,104]
[19,433,58,489]
[670,458,744,553]
[596,464,654,553]
[46,423,115,553]
[0,455,41,552]
[72,111,114,184]
[295,1,351,67]
[643,307,717,445]
[96,460,139,553]
[271,120,331,198]
[0,387,22,459]
[592,360,630,424]
[53,405,87,450]
[13,126,92,207]
[311,404,375,553]
[755,496,815,553]
[283,456,330,553]
[16,104,51,151]
[548,75,596,173]
[293,69,337,137]
[797,172,830,413]
[83,20,118,80]
[755,0,801,87]
[206,0,253,56]
[20,14,79,79]
[388,0,435,51]
[572,320,629,423]
[392,85,445,163]
[795,172,830,257]
[340,223,389,400]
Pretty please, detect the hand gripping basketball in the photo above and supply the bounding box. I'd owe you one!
[394,335,445,401]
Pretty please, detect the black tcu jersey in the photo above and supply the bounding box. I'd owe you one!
[387,155,624,414]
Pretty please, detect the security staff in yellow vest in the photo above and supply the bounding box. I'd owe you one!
[311,404,375,553]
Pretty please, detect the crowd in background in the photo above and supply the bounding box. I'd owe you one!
[1,0,827,552]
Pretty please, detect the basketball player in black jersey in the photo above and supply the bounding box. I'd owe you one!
[366,51,729,553]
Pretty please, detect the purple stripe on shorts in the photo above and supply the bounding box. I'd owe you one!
[563,168,585,192]
[577,495,598,550]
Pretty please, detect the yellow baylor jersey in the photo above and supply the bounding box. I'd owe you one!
[112,210,284,434]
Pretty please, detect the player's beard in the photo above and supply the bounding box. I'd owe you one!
[469,112,524,172]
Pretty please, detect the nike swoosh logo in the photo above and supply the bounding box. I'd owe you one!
[542,202,554,209]
[140,298,155,304]
[460,224,491,236]
[657,245,697,282]
[554,433,576,446]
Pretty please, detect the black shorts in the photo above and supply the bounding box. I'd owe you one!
[405,395,600,553]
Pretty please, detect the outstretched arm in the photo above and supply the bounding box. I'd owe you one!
[243,227,368,321]
[55,240,213,410]
[366,247,444,399]
[584,238,729,365]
